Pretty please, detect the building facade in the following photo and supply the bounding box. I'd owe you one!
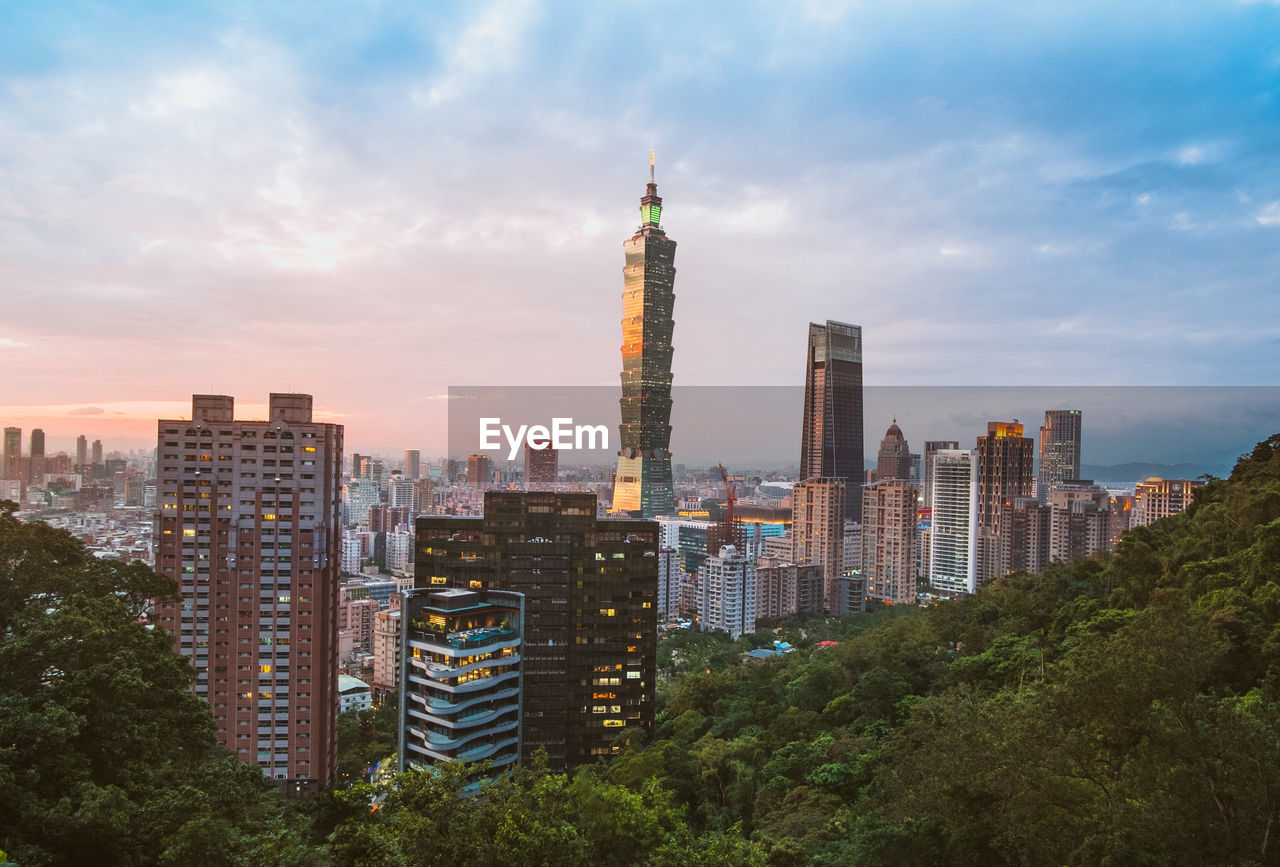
[698,544,756,639]
[415,492,657,770]
[861,479,919,604]
[976,421,1035,585]
[791,477,847,613]
[1132,477,1205,527]
[612,155,677,519]
[800,320,864,522]
[1038,410,1083,500]
[398,588,523,780]
[152,393,343,793]
[928,449,979,596]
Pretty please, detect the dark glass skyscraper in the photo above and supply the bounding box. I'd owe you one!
[1038,409,1083,500]
[612,154,676,518]
[800,321,864,522]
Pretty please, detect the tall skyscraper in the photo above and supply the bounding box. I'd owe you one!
[28,429,45,484]
[1038,410,1083,500]
[524,440,559,491]
[800,321,864,522]
[876,419,912,482]
[90,439,102,466]
[976,421,1035,584]
[928,449,979,596]
[152,393,343,793]
[791,477,847,613]
[612,153,676,519]
[403,449,420,480]
[76,434,88,469]
[2,427,20,480]
[415,492,657,770]
[861,479,918,605]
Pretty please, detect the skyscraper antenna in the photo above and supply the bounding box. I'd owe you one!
[650,149,655,184]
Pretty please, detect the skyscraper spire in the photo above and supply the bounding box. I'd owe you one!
[650,149,655,184]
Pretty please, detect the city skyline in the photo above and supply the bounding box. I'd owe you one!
[4,2,1280,454]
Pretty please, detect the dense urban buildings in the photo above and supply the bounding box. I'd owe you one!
[612,154,677,519]
[152,393,344,793]
[1038,410,1083,500]
[398,587,524,785]
[800,320,864,522]
[465,453,491,489]
[414,492,657,771]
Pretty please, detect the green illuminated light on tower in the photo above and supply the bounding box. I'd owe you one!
[643,203,662,224]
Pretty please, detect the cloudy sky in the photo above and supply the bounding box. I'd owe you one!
[2,0,1279,456]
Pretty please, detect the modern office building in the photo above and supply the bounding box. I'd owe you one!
[90,439,102,467]
[524,440,559,491]
[791,477,847,613]
[466,453,491,490]
[3,427,20,480]
[1131,477,1205,527]
[976,421,1035,584]
[612,154,677,519]
[799,320,864,522]
[398,587,524,782]
[1038,410,1083,500]
[152,393,343,793]
[76,434,88,470]
[876,420,912,483]
[415,491,657,770]
[699,544,756,639]
[404,449,421,480]
[861,479,919,604]
[928,449,979,596]
[27,428,44,485]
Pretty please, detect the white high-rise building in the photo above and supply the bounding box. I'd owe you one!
[699,544,756,639]
[387,473,415,511]
[345,478,381,526]
[341,533,363,575]
[657,547,679,616]
[385,529,413,572]
[928,449,978,596]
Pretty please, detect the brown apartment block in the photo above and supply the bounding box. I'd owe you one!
[153,394,343,794]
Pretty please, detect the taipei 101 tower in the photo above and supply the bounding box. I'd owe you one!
[611,153,676,517]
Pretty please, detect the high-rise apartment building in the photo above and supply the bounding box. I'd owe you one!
[414,492,656,770]
[403,449,420,480]
[922,440,960,508]
[90,439,103,467]
[152,393,343,793]
[1038,410,1083,500]
[3,427,20,481]
[612,154,677,519]
[861,479,918,604]
[928,449,979,596]
[1131,477,1205,527]
[656,547,679,616]
[76,434,88,469]
[466,454,491,490]
[791,477,847,613]
[699,545,756,639]
[800,321,864,522]
[976,421,1035,584]
[876,420,912,482]
[398,588,523,783]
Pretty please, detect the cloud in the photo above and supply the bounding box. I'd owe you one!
[1257,202,1280,226]
[68,406,106,416]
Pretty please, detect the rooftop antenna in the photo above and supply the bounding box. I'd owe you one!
[650,149,655,184]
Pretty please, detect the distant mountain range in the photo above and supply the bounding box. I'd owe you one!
[1080,462,1223,483]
